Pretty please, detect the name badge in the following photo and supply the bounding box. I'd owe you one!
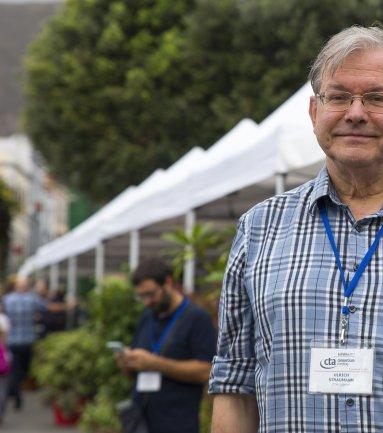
[309,346,374,395]
[136,372,162,392]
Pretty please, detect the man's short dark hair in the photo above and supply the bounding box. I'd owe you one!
[132,257,173,286]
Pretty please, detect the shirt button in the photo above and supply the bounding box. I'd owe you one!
[353,264,359,272]
[349,305,357,313]
[346,398,355,407]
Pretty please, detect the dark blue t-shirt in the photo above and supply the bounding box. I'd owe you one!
[132,300,216,433]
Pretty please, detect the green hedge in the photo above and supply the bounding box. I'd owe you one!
[33,276,142,432]
[33,275,215,433]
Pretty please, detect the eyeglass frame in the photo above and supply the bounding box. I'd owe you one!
[135,284,163,301]
[316,90,383,114]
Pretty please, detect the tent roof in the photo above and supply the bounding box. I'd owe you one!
[18,82,326,274]
[102,147,207,238]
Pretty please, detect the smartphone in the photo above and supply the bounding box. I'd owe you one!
[106,341,126,353]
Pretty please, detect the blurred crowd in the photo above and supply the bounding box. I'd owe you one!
[0,276,75,423]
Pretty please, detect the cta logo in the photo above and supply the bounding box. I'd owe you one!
[320,357,337,369]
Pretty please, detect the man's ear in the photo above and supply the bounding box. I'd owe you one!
[309,95,318,131]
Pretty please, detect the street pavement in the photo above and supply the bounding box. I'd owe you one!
[2,391,78,433]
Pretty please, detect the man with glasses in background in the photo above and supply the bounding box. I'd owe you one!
[209,25,383,433]
[118,257,215,433]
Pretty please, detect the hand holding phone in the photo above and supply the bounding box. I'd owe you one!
[106,341,126,353]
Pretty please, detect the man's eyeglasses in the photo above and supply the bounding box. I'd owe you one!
[317,90,383,113]
[135,286,162,301]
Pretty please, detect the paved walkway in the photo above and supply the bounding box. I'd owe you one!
[2,391,78,433]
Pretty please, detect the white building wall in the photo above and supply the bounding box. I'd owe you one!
[0,135,70,272]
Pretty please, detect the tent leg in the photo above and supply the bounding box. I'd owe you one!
[129,230,140,272]
[95,242,105,292]
[67,256,77,329]
[49,263,59,293]
[183,210,196,294]
[275,173,287,195]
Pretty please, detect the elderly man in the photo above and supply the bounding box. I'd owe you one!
[209,26,383,432]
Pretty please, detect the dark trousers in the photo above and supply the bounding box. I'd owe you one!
[0,375,8,417]
[8,344,32,407]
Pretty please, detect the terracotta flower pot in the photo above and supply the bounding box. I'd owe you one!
[52,401,81,426]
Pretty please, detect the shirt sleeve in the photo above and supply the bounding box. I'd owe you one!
[208,216,256,395]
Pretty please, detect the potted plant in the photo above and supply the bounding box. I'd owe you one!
[33,328,101,425]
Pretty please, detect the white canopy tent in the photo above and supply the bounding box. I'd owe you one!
[101,147,207,239]
[32,168,171,269]
[143,82,324,215]
[17,255,36,278]
[102,120,261,239]
[18,81,325,290]
[260,82,324,173]
[17,148,207,278]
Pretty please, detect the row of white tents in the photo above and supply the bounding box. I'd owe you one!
[18,82,325,296]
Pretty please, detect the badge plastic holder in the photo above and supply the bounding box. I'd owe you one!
[308,339,374,396]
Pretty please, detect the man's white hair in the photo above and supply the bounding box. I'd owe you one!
[309,25,383,94]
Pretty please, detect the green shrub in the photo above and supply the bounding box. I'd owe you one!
[86,276,142,402]
[80,393,122,433]
[88,276,142,343]
[34,276,143,429]
[80,276,143,432]
[33,328,101,414]
[34,275,215,432]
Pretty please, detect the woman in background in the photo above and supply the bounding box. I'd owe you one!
[0,305,11,423]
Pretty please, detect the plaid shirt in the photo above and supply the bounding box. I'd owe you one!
[3,292,46,346]
[209,167,383,433]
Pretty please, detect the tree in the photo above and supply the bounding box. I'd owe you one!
[24,0,194,203]
[183,0,383,125]
[24,0,383,203]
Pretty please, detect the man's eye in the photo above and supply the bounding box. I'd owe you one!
[366,93,383,103]
[327,93,349,102]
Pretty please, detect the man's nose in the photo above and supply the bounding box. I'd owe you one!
[344,98,369,123]
[143,298,154,308]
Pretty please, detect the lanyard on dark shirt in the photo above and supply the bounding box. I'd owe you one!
[319,201,383,343]
[150,297,189,354]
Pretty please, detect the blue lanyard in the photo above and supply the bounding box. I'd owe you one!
[320,202,383,301]
[319,201,383,342]
[150,298,189,354]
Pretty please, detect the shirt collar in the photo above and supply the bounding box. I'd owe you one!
[308,166,344,216]
[308,166,383,218]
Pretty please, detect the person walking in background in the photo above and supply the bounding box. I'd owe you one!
[0,306,11,423]
[3,277,73,409]
[210,25,383,433]
[34,279,67,338]
[117,257,216,433]
[3,277,46,410]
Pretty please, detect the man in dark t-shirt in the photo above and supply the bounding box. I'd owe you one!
[119,258,216,433]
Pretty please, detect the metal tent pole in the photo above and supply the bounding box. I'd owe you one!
[183,210,196,294]
[95,242,105,292]
[67,256,77,301]
[275,173,287,195]
[67,256,77,329]
[49,263,59,293]
[129,230,140,272]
